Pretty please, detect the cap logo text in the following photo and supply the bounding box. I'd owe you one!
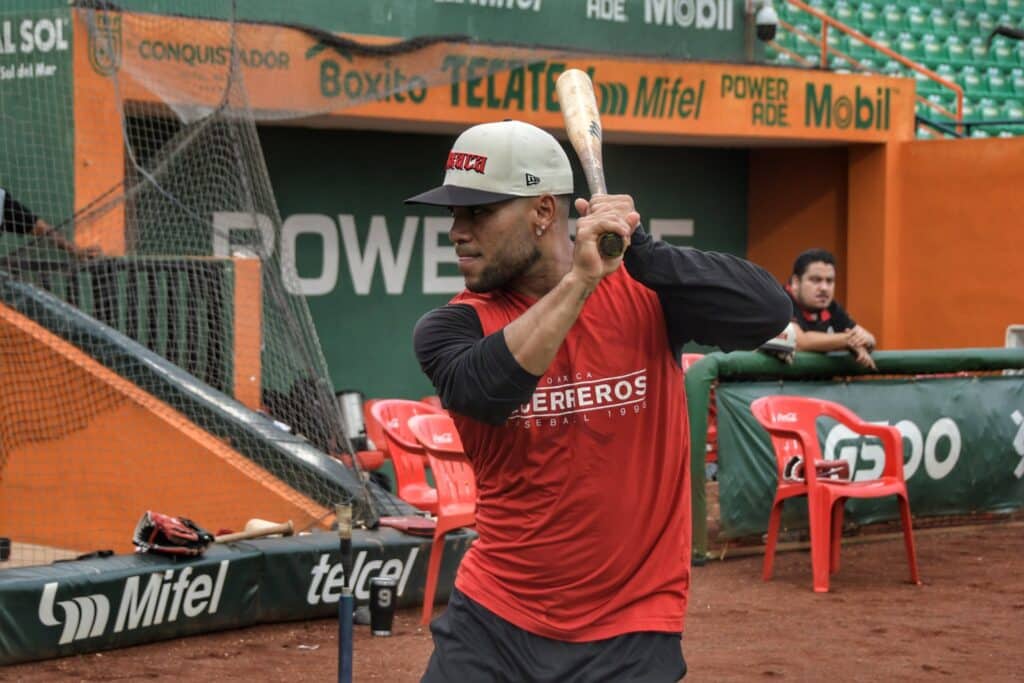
[525,173,540,186]
[446,152,488,174]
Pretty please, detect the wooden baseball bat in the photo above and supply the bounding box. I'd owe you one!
[214,519,294,543]
[555,68,624,259]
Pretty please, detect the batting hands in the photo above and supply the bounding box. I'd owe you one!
[572,194,639,286]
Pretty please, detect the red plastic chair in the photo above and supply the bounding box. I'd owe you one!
[750,395,921,593]
[682,353,718,463]
[407,413,477,625]
[420,395,445,412]
[370,399,443,514]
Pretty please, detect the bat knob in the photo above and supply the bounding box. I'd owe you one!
[598,232,626,259]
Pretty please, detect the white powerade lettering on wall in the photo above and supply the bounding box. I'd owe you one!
[214,212,695,296]
[823,417,963,482]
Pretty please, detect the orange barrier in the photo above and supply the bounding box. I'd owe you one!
[0,302,329,555]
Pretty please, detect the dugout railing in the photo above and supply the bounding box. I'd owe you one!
[686,348,1024,561]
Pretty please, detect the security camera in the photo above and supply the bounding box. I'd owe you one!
[755,2,779,42]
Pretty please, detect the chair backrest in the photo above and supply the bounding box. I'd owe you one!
[420,395,445,412]
[370,399,445,499]
[750,395,905,482]
[363,398,387,452]
[681,353,704,372]
[750,395,813,478]
[407,414,476,519]
[370,399,442,451]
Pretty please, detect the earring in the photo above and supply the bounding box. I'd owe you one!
[536,227,544,236]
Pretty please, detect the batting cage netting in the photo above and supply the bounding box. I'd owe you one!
[0,1,552,567]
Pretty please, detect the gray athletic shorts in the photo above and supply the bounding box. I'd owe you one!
[421,588,687,682]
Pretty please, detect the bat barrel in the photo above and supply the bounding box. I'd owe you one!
[556,69,624,259]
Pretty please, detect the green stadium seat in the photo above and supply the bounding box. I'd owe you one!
[977,12,998,34]
[926,92,957,117]
[962,0,985,12]
[914,69,942,95]
[906,8,928,33]
[884,7,907,31]
[775,0,795,21]
[826,29,850,52]
[849,36,878,60]
[773,49,795,67]
[946,38,970,66]
[992,38,1017,64]
[953,10,975,35]
[834,2,856,25]
[933,63,958,91]
[929,9,954,36]
[969,128,991,138]
[882,59,909,77]
[986,68,1012,94]
[792,27,821,62]
[1012,70,1024,95]
[871,29,894,51]
[1000,100,1024,135]
[960,65,987,94]
[996,12,1018,26]
[921,34,944,64]
[897,35,923,61]
[987,0,1009,14]
[858,6,883,31]
[1008,0,1024,14]
[858,57,879,73]
[939,0,964,10]
[979,98,1003,119]
[774,29,796,50]
[969,40,994,67]
[829,55,856,72]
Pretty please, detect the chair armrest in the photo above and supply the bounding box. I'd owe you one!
[816,401,905,478]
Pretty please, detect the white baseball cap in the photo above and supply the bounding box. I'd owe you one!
[405,120,574,206]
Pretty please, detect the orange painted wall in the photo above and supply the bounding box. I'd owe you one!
[747,147,849,301]
[0,303,329,555]
[892,137,1024,349]
[748,138,1024,351]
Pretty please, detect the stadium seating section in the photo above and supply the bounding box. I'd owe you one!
[765,0,1024,137]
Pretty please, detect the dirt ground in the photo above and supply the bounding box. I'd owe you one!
[3,521,1022,682]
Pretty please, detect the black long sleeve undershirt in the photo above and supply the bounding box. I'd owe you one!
[413,225,791,425]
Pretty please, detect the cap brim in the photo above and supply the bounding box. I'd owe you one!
[404,185,517,207]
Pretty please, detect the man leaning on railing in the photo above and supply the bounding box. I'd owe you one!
[786,248,876,370]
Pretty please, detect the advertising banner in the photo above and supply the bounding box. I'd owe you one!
[123,0,750,63]
[0,528,474,665]
[79,11,915,144]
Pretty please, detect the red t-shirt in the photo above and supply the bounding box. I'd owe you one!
[448,268,690,642]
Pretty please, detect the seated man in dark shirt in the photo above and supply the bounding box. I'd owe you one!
[788,248,876,369]
[1,186,101,258]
